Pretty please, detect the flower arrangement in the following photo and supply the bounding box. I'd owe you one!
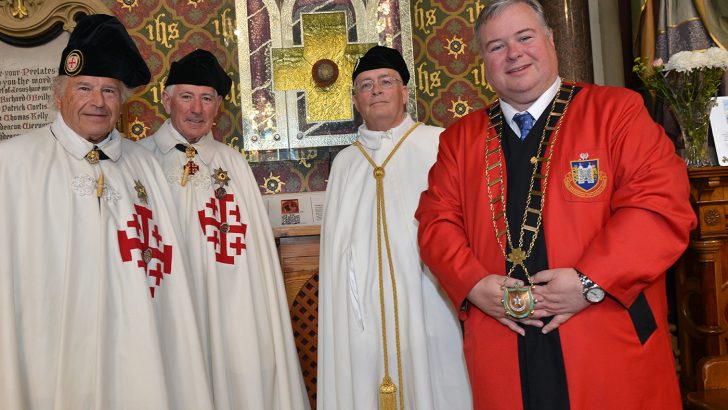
[634,47,728,167]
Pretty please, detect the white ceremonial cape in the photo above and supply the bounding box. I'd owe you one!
[0,116,213,410]
[140,120,309,410]
[317,115,472,410]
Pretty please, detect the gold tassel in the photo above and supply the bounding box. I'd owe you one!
[379,376,397,410]
[181,164,189,187]
[96,172,104,198]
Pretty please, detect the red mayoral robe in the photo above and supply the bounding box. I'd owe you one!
[416,83,696,410]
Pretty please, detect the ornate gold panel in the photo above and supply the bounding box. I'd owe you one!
[271,12,374,123]
[235,0,414,151]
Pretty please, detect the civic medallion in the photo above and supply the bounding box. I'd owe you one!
[503,285,535,318]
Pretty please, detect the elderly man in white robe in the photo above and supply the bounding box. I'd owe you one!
[317,45,472,410]
[0,14,213,409]
[139,49,309,410]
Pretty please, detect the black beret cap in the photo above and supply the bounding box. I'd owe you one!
[352,45,410,85]
[166,49,232,97]
[59,14,151,88]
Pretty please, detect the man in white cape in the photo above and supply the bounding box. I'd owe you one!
[0,15,213,409]
[317,45,472,409]
[139,49,309,409]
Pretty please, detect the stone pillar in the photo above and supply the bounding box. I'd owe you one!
[542,0,594,83]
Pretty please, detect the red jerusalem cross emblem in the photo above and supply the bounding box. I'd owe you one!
[118,204,173,298]
[64,50,83,75]
[198,192,247,264]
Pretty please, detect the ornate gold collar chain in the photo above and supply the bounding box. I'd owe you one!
[484,83,576,318]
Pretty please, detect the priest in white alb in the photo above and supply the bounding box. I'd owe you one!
[0,15,213,409]
[317,45,472,410]
[139,49,309,410]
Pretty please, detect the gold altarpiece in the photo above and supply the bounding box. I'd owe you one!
[233,0,415,152]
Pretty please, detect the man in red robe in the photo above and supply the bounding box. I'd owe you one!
[415,1,697,409]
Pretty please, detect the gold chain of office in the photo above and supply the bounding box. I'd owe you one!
[484,83,575,317]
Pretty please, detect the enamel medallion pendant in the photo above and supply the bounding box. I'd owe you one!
[503,285,535,318]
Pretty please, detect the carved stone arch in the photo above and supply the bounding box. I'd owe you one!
[0,0,113,46]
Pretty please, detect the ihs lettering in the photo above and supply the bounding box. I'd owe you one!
[146,13,180,49]
[224,74,240,108]
[466,0,486,24]
[417,62,442,97]
[414,0,437,34]
[213,8,235,44]
[471,61,494,92]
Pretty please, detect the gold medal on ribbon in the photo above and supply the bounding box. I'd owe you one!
[503,285,535,318]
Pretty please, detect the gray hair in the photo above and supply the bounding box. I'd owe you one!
[473,0,551,53]
[50,75,132,110]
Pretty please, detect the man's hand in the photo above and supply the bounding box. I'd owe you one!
[530,268,590,334]
[467,275,546,336]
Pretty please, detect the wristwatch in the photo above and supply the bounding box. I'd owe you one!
[577,271,605,303]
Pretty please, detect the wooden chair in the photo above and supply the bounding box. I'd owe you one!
[686,355,728,409]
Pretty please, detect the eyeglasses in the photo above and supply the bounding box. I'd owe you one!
[354,76,402,94]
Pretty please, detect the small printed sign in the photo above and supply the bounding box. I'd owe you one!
[265,192,326,228]
[710,97,728,166]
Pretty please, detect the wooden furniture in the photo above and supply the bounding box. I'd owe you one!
[686,355,728,409]
[274,225,321,410]
[676,167,728,391]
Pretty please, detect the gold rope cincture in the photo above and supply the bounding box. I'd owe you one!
[484,83,576,318]
[353,121,421,410]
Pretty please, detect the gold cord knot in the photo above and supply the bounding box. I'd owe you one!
[373,167,385,178]
[380,377,397,394]
[85,149,100,164]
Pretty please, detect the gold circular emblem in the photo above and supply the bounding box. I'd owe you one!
[215,187,227,199]
[219,222,230,234]
[64,50,84,76]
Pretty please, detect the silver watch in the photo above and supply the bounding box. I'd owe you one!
[577,272,605,303]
